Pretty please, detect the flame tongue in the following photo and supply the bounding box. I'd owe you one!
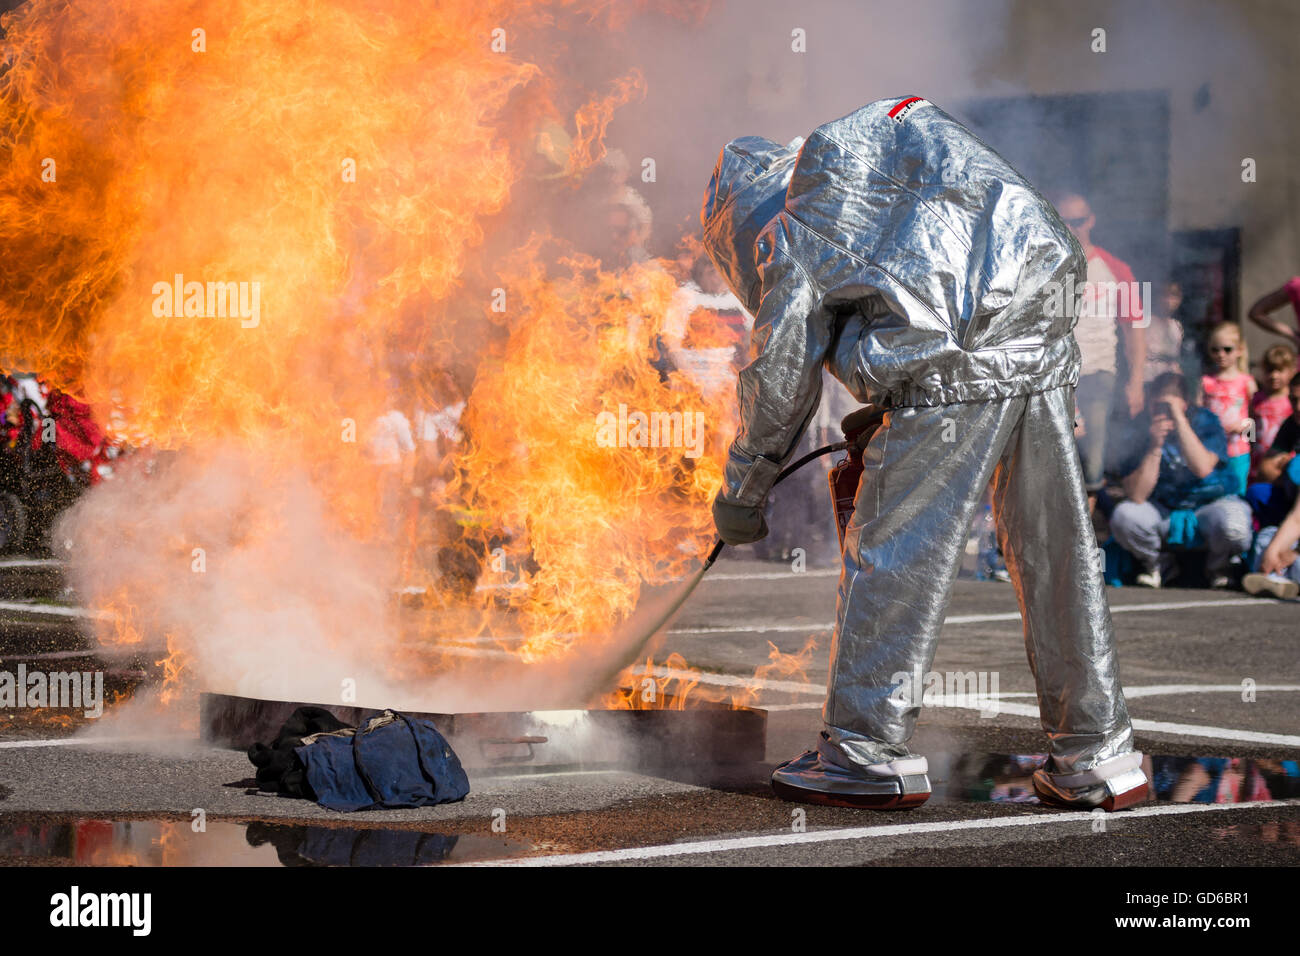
[1,0,740,711]
[457,255,729,658]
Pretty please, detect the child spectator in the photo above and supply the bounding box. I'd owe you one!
[1200,322,1255,494]
[1143,281,1185,383]
[1246,371,1300,529]
[1250,344,1297,479]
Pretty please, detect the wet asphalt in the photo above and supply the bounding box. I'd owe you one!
[0,552,1297,867]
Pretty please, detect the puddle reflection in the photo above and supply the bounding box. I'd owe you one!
[0,818,534,866]
[933,753,1300,805]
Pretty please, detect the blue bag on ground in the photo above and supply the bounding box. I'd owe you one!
[296,709,470,812]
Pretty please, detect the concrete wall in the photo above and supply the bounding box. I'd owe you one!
[610,0,1299,360]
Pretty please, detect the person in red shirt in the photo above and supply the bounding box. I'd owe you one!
[1052,193,1147,512]
[1251,344,1297,479]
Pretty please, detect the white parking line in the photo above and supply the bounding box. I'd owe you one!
[456,798,1299,866]
[667,597,1283,635]
[669,621,834,635]
[471,769,623,781]
[965,699,1300,747]
[0,601,114,620]
[0,648,164,662]
[632,668,1300,747]
[425,646,1300,746]
[1123,683,1300,698]
[701,569,840,582]
[0,735,191,750]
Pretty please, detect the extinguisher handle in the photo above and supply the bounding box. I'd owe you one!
[703,440,849,570]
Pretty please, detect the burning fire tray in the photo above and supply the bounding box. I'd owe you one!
[200,692,767,771]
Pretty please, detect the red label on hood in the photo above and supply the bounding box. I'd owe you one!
[888,96,929,122]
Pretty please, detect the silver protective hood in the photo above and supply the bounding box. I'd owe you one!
[704,96,1086,508]
[701,135,803,313]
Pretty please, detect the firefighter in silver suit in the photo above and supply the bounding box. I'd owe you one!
[701,96,1148,811]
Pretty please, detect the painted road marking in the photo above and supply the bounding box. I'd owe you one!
[0,735,192,750]
[11,685,1290,746]
[702,569,840,582]
[1122,683,1300,698]
[0,601,114,620]
[1,648,164,662]
[430,647,1300,745]
[458,799,1299,867]
[631,666,1300,747]
[667,597,1284,635]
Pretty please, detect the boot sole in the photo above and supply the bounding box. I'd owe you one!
[771,779,930,810]
[1243,573,1300,600]
[1100,781,1150,811]
[1032,777,1150,812]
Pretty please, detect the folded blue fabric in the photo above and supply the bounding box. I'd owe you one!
[1103,537,1133,587]
[1166,509,1201,548]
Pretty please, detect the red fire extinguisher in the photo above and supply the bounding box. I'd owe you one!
[827,405,887,550]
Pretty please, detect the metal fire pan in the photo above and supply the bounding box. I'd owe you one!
[200,691,766,770]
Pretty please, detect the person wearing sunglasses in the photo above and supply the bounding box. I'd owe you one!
[1200,321,1256,496]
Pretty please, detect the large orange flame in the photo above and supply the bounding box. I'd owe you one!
[0,0,740,712]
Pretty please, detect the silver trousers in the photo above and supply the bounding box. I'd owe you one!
[823,384,1136,774]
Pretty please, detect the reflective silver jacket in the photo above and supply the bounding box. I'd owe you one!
[702,96,1085,507]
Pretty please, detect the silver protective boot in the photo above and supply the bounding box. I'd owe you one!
[701,95,1145,808]
[1032,751,1150,811]
[771,732,931,809]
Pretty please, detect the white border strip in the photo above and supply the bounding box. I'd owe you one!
[0,558,62,570]
[701,569,840,582]
[631,668,1300,747]
[0,601,113,620]
[668,597,1283,635]
[457,799,1299,866]
[0,735,190,750]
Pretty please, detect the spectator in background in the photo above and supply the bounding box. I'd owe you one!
[1244,488,1300,601]
[414,370,465,498]
[1246,372,1300,530]
[1199,322,1255,494]
[1251,344,1297,479]
[600,149,654,268]
[1109,372,1251,589]
[1143,281,1185,382]
[1053,192,1147,511]
[1247,276,1300,352]
[662,254,751,397]
[367,401,416,537]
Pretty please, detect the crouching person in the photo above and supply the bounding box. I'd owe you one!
[1110,372,1252,588]
[1244,458,1300,600]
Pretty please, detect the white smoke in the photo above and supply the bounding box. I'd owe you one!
[56,447,408,711]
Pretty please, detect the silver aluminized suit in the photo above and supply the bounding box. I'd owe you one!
[701,96,1142,803]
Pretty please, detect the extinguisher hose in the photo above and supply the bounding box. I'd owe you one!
[590,438,851,701]
[701,439,849,569]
